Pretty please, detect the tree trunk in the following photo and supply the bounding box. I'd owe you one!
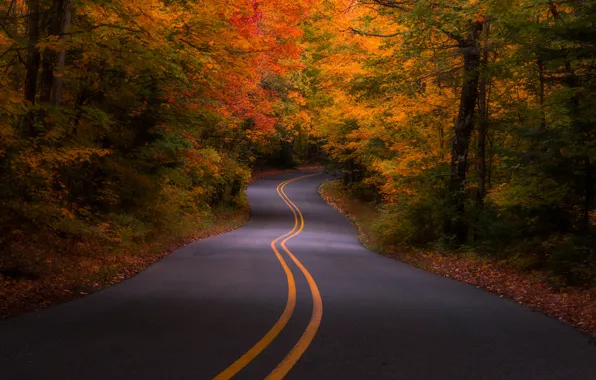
[447,21,483,244]
[476,20,490,210]
[7,0,21,92]
[39,0,66,104]
[24,0,41,105]
[487,135,493,189]
[52,0,72,106]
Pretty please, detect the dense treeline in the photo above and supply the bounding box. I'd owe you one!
[306,0,596,286]
[0,0,317,275]
[2,0,595,288]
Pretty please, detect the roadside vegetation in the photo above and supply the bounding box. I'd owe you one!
[320,180,596,337]
[0,203,248,319]
[304,1,596,292]
[308,1,596,337]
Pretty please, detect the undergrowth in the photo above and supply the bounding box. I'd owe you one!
[0,201,249,319]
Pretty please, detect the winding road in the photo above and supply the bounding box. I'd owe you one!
[1,170,596,380]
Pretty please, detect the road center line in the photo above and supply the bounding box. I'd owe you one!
[213,173,318,380]
[265,174,323,380]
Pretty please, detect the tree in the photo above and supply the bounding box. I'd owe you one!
[0,0,317,267]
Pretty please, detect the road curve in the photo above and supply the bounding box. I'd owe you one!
[1,170,595,380]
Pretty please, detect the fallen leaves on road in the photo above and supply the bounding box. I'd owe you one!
[395,249,596,338]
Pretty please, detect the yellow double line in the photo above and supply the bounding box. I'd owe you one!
[214,173,323,380]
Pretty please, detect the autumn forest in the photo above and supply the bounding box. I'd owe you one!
[1,0,596,323]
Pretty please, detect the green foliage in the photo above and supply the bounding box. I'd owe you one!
[547,235,596,287]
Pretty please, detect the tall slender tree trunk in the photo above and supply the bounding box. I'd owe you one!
[447,21,483,245]
[52,0,72,106]
[487,135,493,189]
[476,20,490,210]
[7,0,21,92]
[39,0,66,104]
[24,0,41,105]
[23,0,42,137]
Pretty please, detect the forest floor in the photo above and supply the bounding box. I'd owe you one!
[0,204,249,320]
[319,180,596,339]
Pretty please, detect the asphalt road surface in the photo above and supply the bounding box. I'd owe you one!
[1,170,596,380]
